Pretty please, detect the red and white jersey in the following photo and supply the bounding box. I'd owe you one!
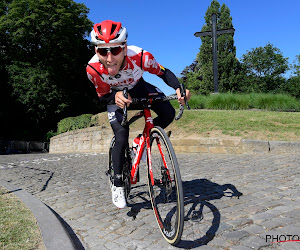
[86,45,165,97]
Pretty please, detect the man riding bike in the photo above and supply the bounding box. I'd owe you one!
[86,20,191,209]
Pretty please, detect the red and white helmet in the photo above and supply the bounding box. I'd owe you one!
[91,20,128,45]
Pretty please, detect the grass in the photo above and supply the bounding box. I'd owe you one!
[0,187,44,250]
[250,93,300,111]
[170,93,300,111]
[168,109,300,141]
[167,93,300,141]
[91,109,300,142]
[54,93,300,142]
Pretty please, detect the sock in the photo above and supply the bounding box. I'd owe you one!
[114,174,123,187]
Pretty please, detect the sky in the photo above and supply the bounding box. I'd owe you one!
[75,0,300,95]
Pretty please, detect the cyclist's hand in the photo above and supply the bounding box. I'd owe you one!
[176,88,191,106]
[115,91,132,109]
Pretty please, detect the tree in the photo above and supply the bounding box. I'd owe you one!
[285,76,300,99]
[180,60,198,82]
[0,0,100,140]
[195,0,239,93]
[239,43,289,92]
[283,55,300,98]
[291,55,300,76]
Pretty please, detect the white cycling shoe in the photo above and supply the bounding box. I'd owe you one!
[111,185,127,209]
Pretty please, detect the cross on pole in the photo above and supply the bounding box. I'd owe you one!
[194,14,235,93]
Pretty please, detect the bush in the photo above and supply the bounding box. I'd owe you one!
[45,130,58,141]
[57,114,93,134]
[281,77,300,99]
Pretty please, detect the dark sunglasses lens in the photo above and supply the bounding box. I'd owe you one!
[97,46,123,56]
[98,48,108,56]
[111,46,123,56]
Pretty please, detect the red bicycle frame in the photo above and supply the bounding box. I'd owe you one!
[130,105,170,186]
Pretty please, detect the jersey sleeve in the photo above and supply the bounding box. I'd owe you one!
[86,63,111,97]
[141,50,165,76]
[141,50,180,90]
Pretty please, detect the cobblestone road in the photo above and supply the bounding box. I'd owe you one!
[1,152,300,249]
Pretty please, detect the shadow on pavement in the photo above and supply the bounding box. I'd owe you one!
[126,178,243,249]
[126,184,152,219]
[177,178,243,249]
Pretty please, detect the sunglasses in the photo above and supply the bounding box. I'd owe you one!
[96,45,125,56]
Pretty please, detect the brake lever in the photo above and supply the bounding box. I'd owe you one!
[175,83,190,120]
[180,83,190,110]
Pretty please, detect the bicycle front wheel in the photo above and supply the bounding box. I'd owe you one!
[148,126,184,245]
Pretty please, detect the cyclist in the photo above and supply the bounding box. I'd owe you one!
[86,20,191,209]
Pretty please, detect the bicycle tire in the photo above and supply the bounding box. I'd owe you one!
[107,137,115,187]
[147,126,184,245]
[107,137,131,201]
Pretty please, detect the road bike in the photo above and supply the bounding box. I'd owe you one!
[106,84,189,245]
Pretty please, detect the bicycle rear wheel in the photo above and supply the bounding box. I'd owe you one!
[107,137,115,187]
[148,126,184,245]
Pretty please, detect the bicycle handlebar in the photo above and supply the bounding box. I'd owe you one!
[120,84,190,126]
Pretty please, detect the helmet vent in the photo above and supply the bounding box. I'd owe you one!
[97,25,103,35]
[111,24,117,35]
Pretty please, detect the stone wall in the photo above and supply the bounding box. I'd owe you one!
[49,126,113,154]
[49,126,299,154]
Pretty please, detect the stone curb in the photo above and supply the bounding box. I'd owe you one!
[49,127,300,154]
[0,180,78,250]
[172,138,300,154]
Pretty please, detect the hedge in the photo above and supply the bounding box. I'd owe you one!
[57,114,93,134]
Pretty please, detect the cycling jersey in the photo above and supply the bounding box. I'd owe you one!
[86,45,180,99]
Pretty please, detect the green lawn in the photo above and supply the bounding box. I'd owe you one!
[0,187,44,250]
[91,109,300,142]
[168,109,300,141]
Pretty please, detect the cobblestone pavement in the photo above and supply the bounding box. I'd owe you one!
[1,152,300,249]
